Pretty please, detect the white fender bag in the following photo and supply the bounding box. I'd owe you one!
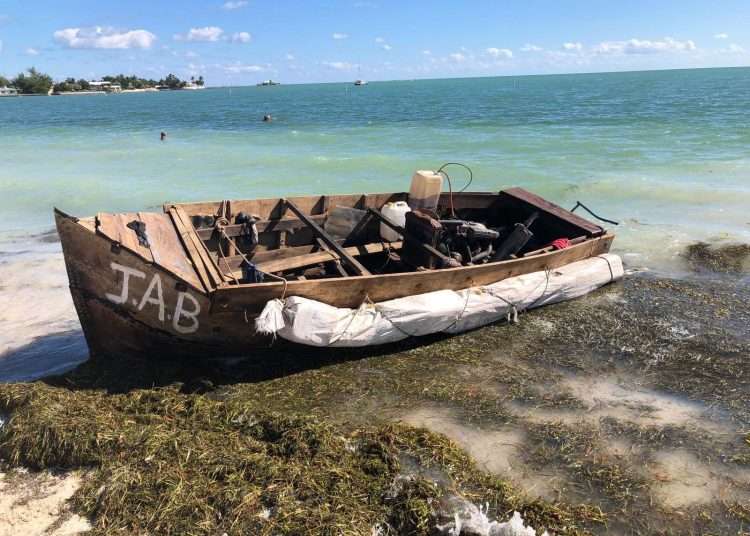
[256,254,623,347]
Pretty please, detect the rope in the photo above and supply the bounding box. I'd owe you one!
[219,228,289,299]
[363,295,420,338]
[359,267,548,340]
[215,237,241,285]
[570,201,619,226]
[329,300,369,344]
[597,254,615,282]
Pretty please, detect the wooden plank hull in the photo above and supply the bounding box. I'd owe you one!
[55,198,614,360]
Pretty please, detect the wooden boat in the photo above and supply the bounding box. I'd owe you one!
[55,188,614,359]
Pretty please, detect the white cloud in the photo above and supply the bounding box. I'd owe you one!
[486,47,512,59]
[0,40,3,54]
[422,49,432,55]
[562,42,583,52]
[593,37,696,55]
[714,33,729,40]
[723,43,745,54]
[448,52,466,62]
[375,37,385,43]
[381,44,392,51]
[332,32,348,40]
[222,1,248,10]
[185,51,198,58]
[285,53,295,60]
[223,62,265,73]
[322,61,355,70]
[175,26,224,42]
[521,43,542,52]
[54,26,157,49]
[231,31,252,43]
[25,47,39,56]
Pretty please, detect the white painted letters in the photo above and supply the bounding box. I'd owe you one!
[138,274,166,322]
[106,262,146,304]
[173,291,201,334]
[107,262,201,334]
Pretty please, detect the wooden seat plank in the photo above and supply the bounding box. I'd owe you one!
[283,199,371,276]
[253,241,402,275]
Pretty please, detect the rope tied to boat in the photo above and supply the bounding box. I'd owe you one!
[217,227,289,299]
[335,267,552,342]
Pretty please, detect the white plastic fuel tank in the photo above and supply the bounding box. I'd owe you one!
[409,170,443,211]
[379,201,411,241]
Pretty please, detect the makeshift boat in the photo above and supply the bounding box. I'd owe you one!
[55,174,619,358]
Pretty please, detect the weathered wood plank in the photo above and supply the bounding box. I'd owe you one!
[212,234,614,313]
[284,198,371,276]
[258,250,338,273]
[173,206,229,287]
[255,241,403,274]
[169,192,409,220]
[168,207,215,292]
[195,215,327,240]
[137,212,204,291]
[501,188,604,236]
[96,212,154,263]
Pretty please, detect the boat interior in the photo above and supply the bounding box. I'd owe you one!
[155,188,606,290]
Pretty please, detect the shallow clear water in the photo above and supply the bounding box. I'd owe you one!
[1,67,749,378]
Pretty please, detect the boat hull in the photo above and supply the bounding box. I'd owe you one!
[56,209,613,360]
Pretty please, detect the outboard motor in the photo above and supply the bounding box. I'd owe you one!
[439,220,499,265]
[491,211,539,261]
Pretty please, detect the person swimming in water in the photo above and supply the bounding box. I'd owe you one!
[263,114,272,122]
[160,131,167,141]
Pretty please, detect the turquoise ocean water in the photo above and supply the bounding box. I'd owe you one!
[1,67,749,378]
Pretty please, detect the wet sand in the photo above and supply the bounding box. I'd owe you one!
[0,469,90,535]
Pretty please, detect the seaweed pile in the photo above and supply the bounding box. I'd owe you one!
[684,241,750,273]
[0,382,596,535]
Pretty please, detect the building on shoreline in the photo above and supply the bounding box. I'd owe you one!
[89,81,122,93]
[0,87,19,97]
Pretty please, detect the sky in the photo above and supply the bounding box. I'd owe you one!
[0,0,748,86]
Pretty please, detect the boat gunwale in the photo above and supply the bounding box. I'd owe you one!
[162,190,495,213]
[213,232,615,291]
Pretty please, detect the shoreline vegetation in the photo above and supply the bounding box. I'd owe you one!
[0,68,205,96]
